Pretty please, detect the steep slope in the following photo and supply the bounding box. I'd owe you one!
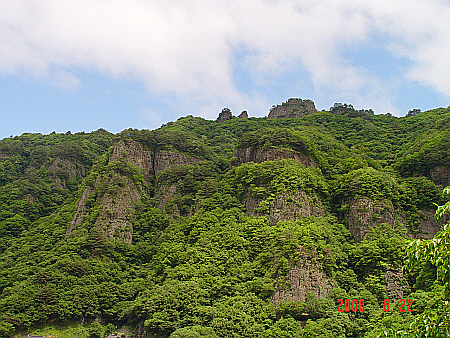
[0,103,449,338]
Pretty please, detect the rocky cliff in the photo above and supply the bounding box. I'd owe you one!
[110,140,201,176]
[67,140,201,242]
[430,165,450,187]
[109,140,153,175]
[343,197,399,242]
[244,190,324,225]
[268,98,317,119]
[154,150,201,176]
[47,157,88,189]
[385,265,407,300]
[272,249,332,306]
[66,164,142,243]
[415,209,445,239]
[342,197,444,242]
[233,147,316,167]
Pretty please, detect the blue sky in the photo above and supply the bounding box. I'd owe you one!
[1,0,450,139]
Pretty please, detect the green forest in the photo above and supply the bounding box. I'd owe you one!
[0,102,449,338]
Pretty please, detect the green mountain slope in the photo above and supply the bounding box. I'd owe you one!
[0,101,449,338]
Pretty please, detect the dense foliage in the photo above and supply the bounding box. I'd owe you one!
[0,106,450,337]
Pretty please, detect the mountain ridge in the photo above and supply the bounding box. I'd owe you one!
[0,99,449,337]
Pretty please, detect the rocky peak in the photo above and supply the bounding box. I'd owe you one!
[238,110,248,118]
[330,102,355,115]
[268,98,317,119]
[216,108,233,122]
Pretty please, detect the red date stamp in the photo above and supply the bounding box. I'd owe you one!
[337,299,365,312]
[337,299,413,312]
[383,299,413,312]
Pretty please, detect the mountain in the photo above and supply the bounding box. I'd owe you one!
[0,99,449,338]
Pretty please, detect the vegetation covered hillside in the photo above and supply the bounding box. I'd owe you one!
[0,100,449,338]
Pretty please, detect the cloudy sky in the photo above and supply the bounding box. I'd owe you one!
[1,0,450,139]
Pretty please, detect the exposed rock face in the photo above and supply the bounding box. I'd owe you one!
[233,147,316,167]
[47,158,87,189]
[344,197,398,242]
[430,166,450,187]
[270,192,323,222]
[110,140,153,175]
[244,190,324,225]
[110,140,201,176]
[416,209,444,239]
[66,173,140,243]
[216,108,233,122]
[66,185,95,236]
[272,249,332,306]
[93,175,141,243]
[155,183,180,217]
[154,150,201,176]
[344,198,444,241]
[268,98,317,119]
[385,265,406,300]
[238,110,248,118]
[67,140,201,242]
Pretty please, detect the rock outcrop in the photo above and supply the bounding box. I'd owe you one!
[110,140,201,177]
[93,175,141,243]
[238,110,248,119]
[330,103,355,115]
[272,249,332,306]
[109,140,153,175]
[269,192,323,222]
[416,209,444,239]
[66,169,140,243]
[154,150,201,176]
[344,197,399,242]
[385,265,407,300]
[244,190,324,225]
[233,147,316,167]
[430,166,450,187]
[268,98,317,119]
[343,197,444,241]
[47,158,88,189]
[67,140,201,242]
[216,108,233,122]
[66,185,95,236]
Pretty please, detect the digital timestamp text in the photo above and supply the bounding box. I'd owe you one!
[337,299,413,312]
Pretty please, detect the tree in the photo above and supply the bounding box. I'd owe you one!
[405,186,450,299]
[381,186,450,337]
[406,109,421,117]
[170,326,218,338]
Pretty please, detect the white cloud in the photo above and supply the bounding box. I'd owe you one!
[1,0,450,117]
[140,108,166,130]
